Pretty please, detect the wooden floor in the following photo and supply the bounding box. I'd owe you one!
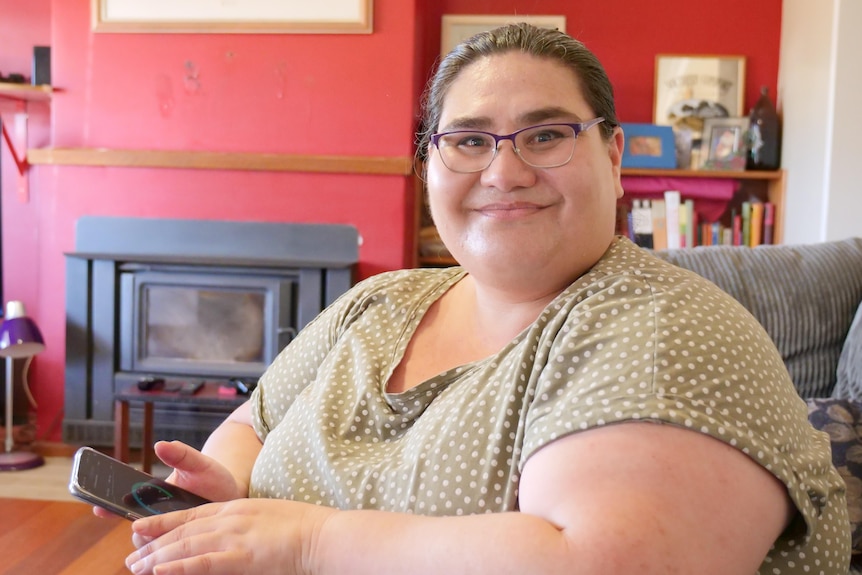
[0,498,134,575]
[0,454,171,574]
[0,456,76,501]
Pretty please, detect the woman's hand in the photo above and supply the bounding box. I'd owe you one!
[93,440,244,520]
[125,498,336,575]
[154,440,245,502]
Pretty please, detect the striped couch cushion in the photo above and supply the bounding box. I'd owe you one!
[653,238,862,398]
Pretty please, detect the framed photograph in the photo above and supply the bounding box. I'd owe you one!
[699,117,750,171]
[441,15,566,56]
[653,55,746,137]
[620,123,677,169]
[92,0,373,34]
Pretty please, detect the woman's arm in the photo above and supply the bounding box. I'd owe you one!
[157,401,261,500]
[128,422,792,575]
[311,422,792,575]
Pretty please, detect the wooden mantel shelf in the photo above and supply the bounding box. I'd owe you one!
[26,147,415,176]
[0,81,52,102]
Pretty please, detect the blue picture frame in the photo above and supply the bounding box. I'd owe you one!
[621,123,677,169]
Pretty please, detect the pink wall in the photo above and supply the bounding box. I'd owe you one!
[1,0,782,443]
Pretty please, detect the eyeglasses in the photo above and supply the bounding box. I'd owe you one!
[430,117,606,173]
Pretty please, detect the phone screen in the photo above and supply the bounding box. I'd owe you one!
[69,447,210,519]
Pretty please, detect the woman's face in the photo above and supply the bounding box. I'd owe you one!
[426,51,624,293]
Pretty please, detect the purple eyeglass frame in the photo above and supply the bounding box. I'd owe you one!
[430,117,606,172]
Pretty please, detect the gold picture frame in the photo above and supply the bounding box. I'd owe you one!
[653,55,746,136]
[440,15,566,56]
[92,0,373,34]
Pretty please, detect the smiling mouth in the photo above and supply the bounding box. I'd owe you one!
[476,203,547,218]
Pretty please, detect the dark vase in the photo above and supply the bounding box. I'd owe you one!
[746,86,781,170]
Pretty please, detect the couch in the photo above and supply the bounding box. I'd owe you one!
[653,237,862,572]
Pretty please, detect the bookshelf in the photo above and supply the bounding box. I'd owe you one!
[415,168,786,267]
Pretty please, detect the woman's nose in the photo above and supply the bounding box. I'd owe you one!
[480,141,537,190]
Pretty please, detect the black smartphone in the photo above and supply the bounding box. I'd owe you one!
[68,446,211,520]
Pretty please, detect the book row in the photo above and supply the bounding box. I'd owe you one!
[618,191,776,250]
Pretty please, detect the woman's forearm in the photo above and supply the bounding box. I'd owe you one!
[313,509,570,575]
[200,401,261,496]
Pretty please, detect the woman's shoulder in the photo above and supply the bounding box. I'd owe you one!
[321,266,466,321]
[349,266,466,295]
[584,236,734,299]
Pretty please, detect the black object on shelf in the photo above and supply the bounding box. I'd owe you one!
[32,46,51,86]
[747,86,781,170]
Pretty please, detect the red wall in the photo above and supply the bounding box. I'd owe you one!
[1,0,782,443]
[421,0,783,123]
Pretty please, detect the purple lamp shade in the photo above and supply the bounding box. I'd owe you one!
[0,301,45,359]
[0,300,46,471]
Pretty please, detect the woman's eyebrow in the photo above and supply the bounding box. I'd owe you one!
[439,107,584,132]
[439,116,494,132]
[519,107,583,125]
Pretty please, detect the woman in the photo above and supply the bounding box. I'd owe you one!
[119,24,850,574]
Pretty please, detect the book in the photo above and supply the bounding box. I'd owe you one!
[684,199,695,248]
[763,202,775,244]
[651,199,668,250]
[750,202,764,246]
[732,212,742,245]
[741,202,752,247]
[631,199,654,248]
[664,190,681,249]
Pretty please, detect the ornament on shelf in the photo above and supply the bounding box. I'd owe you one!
[746,86,781,170]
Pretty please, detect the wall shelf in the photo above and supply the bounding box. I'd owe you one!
[0,82,52,102]
[26,148,414,176]
[0,82,53,176]
[620,168,782,181]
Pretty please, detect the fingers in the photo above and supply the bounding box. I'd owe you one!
[127,510,243,575]
[153,440,204,472]
[132,531,154,550]
[128,549,247,575]
[93,506,114,519]
[131,503,220,538]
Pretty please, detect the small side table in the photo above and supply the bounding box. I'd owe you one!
[114,382,247,474]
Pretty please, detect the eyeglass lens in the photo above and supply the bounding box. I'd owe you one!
[436,124,577,173]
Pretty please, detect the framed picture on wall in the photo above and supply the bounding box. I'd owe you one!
[440,15,566,56]
[653,55,746,137]
[92,0,373,34]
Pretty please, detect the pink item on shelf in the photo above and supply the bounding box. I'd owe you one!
[621,177,739,222]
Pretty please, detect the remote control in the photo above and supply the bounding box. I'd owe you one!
[179,381,204,395]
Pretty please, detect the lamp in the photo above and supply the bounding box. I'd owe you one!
[0,300,45,471]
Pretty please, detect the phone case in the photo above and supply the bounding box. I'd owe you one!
[68,446,210,520]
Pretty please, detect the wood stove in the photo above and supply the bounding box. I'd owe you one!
[63,217,358,448]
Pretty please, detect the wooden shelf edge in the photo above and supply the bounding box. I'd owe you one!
[26,147,414,176]
[0,82,53,102]
[621,168,783,180]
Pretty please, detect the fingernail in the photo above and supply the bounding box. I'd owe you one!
[126,552,139,570]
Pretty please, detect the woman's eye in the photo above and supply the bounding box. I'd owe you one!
[530,130,563,144]
[458,134,492,148]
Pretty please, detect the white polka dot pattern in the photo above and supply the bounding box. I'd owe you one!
[248,237,850,573]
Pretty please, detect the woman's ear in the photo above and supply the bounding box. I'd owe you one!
[609,126,625,199]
